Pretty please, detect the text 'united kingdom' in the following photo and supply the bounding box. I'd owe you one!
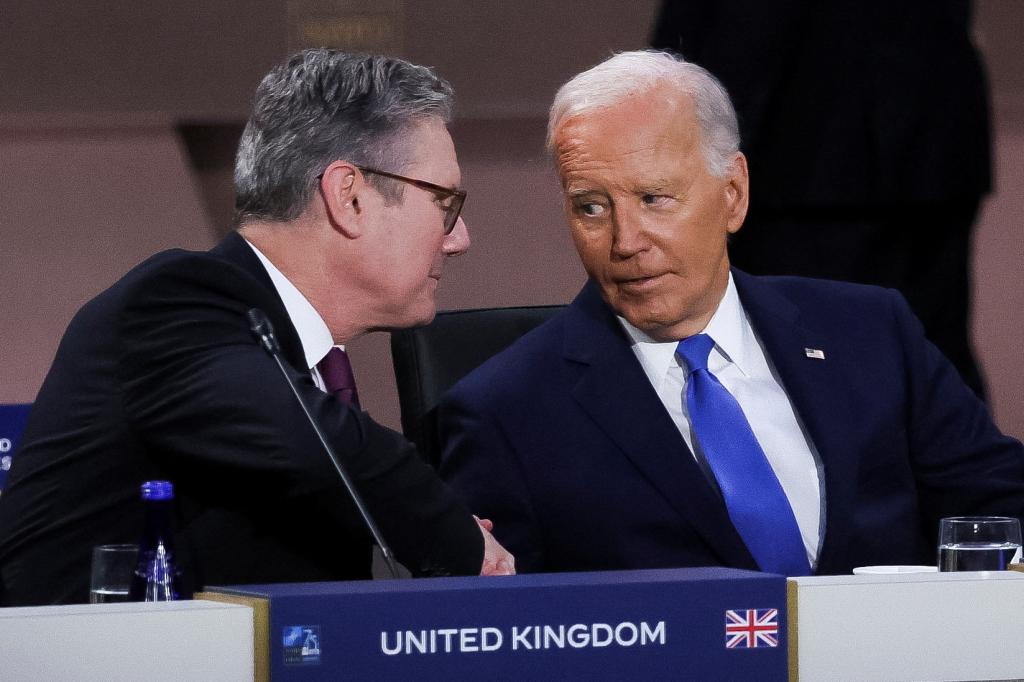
[381,621,666,655]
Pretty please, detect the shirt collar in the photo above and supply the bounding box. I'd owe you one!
[245,239,335,370]
[618,272,753,377]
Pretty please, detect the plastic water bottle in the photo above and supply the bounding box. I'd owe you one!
[128,480,180,601]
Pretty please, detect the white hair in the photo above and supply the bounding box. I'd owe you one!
[547,50,740,177]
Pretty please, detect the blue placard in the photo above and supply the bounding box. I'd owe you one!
[214,567,787,681]
[0,404,31,493]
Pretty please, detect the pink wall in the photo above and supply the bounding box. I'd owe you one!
[974,126,1024,435]
[0,122,216,399]
[1,1,1021,442]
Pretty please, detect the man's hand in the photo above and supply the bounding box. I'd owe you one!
[476,516,515,576]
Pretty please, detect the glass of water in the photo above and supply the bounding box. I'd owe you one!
[90,544,138,603]
[938,516,1022,572]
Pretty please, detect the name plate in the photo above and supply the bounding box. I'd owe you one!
[0,403,31,493]
[204,567,786,681]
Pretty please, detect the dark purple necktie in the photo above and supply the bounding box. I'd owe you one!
[317,347,360,409]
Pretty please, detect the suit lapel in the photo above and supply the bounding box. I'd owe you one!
[211,231,308,373]
[562,282,757,569]
[733,270,862,573]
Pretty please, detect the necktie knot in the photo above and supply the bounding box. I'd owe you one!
[676,333,716,374]
[317,347,360,408]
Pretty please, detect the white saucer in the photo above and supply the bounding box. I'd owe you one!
[852,565,938,574]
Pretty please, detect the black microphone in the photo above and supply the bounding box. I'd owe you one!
[246,308,401,579]
[248,309,281,355]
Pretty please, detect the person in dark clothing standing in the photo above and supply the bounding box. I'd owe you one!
[652,0,992,396]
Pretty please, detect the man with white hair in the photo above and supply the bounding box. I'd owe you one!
[438,50,1024,576]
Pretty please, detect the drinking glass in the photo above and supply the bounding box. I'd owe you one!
[937,516,1022,572]
[89,544,138,603]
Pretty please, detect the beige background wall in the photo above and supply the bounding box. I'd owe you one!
[2,1,1021,440]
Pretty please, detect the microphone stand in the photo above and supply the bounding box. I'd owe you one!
[247,308,401,579]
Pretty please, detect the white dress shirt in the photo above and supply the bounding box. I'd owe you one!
[246,240,338,390]
[618,273,825,567]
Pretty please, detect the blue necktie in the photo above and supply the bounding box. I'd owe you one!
[676,334,810,576]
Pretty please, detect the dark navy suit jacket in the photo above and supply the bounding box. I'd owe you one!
[439,271,1024,574]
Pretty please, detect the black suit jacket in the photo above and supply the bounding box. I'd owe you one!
[0,233,482,605]
[651,0,991,208]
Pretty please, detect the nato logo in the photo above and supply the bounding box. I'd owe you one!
[283,625,321,665]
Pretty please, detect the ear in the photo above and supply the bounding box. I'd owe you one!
[319,160,364,238]
[722,152,750,235]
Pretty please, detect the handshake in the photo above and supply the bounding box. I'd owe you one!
[476,516,515,576]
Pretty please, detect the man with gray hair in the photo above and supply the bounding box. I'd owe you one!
[0,48,513,606]
[438,50,1024,576]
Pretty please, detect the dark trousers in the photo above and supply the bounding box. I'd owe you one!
[730,200,986,399]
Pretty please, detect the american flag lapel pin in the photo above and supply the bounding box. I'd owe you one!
[804,348,825,360]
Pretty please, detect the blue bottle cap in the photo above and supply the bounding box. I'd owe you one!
[140,480,174,500]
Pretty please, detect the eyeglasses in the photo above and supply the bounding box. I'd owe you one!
[356,166,466,235]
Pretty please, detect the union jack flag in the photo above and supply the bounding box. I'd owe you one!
[724,608,779,649]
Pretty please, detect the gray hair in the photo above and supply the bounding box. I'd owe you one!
[234,48,454,223]
[547,50,739,177]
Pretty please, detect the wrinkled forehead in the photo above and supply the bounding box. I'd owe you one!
[552,93,701,177]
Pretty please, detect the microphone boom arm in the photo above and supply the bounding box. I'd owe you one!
[246,308,400,579]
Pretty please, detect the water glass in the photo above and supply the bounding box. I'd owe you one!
[937,516,1022,572]
[89,544,138,603]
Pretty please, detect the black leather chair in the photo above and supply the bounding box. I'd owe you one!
[390,305,565,467]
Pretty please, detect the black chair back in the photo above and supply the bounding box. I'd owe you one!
[390,305,564,467]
